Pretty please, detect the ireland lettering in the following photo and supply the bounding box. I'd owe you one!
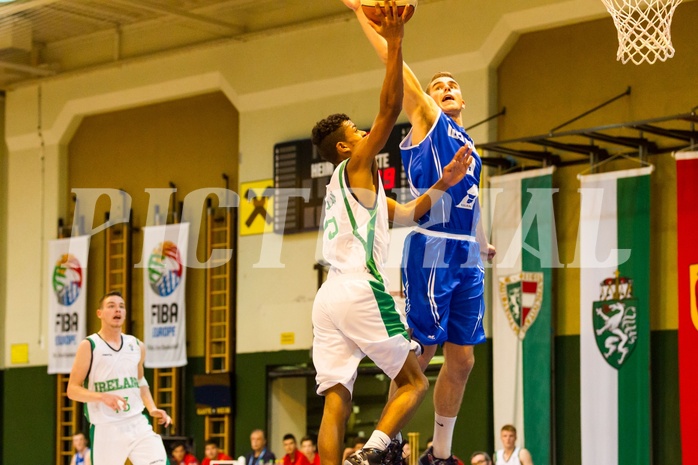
[94,377,139,393]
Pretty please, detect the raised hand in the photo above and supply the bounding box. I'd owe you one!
[368,1,406,40]
[441,144,473,187]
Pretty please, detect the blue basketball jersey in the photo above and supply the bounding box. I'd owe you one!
[399,110,481,235]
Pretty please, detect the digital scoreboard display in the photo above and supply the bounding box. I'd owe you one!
[274,122,411,234]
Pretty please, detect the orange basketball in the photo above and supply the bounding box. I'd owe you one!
[361,0,417,25]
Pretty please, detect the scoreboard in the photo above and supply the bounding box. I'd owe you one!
[274,122,412,234]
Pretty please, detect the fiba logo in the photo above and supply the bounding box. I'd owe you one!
[148,241,183,297]
[52,254,83,306]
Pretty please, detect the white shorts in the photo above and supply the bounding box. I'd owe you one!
[312,272,411,396]
[90,414,167,465]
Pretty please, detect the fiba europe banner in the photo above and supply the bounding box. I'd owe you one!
[579,167,651,465]
[47,236,90,374]
[490,167,553,465]
[676,151,698,465]
[142,223,189,368]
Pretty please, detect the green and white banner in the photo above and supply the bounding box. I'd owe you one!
[490,167,554,465]
[47,235,90,374]
[579,167,651,465]
[142,223,189,368]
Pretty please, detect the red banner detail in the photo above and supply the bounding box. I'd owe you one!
[677,155,698,465]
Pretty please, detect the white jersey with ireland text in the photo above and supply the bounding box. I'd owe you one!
[84,333,145,425]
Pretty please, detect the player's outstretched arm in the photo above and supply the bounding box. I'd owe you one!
[388,144,472,224]
[341,0,438,128]
[67,339,128,410]
[348,1,404,173]
[138,342,172,427]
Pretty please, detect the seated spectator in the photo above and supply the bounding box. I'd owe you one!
[70,432,91,465]
[282,434,311,465]
[470,451,492,465]
[171,441,199,465]
[202,439,233,465]
[300,435,320,465]
[246,429,276,465]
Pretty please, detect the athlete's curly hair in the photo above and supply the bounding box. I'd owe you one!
[311,113,350,165]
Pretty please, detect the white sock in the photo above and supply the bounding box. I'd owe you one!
[364,430,391,451]
[432,414,457,459]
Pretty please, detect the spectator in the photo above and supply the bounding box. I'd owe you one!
[469,452,492,465]
[202,439,232,465]
[246,429,276,465]
[171,441,199,465]
[300,436,320,465]
[282,434,311,465]
[494,425,533,465]
[401,442,411,465]
[70,432,91,465]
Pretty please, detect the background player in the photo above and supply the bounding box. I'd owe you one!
[341,2,496,464]
[67,290,171,465]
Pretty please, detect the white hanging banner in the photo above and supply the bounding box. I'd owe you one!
[142,223,189,368]
[47,236,90,374]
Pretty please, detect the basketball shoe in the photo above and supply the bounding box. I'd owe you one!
[418,447,458,465]
[345,448,386,465]
[382,439,407,465]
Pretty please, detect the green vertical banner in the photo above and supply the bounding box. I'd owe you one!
[490,167,554,464]
[579,167,652,465]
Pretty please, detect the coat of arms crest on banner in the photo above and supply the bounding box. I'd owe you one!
[498,272,544,339]
[592,271,639,369]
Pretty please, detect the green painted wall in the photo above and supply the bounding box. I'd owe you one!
[651,330,680,464]
[2,367,56,465]
[554,335,581,465]
[0,332,679,464]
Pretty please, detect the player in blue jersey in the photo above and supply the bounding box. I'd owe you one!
[341,2,496,465]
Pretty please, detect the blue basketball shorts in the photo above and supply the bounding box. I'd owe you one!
[401,228,486,346]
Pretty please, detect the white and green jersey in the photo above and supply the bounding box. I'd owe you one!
[322,159,390,284]
[495,447,521,465]
[84,333,145,425]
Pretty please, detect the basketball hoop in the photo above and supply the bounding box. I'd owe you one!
[601,0,682,65]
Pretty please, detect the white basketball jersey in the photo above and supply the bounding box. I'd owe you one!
[322,159,390,284]
[495,447,521,465]
[84,333,145,425]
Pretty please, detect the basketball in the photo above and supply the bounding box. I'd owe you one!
[361,0,417,25]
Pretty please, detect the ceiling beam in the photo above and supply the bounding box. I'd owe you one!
[0,60,54,76]
[0,0,63,17]
[106,0,244,36]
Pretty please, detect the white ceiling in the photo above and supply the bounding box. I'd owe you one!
[0,0,372,90]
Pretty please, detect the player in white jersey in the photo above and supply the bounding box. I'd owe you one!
[310,4,473,465]
[494,425,533,465]
[341,2,497,464]
[67,290,171,465]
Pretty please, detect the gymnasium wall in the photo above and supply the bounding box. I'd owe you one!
[494,4,697,463]
[67,91,238,357]
[0,0,692,463]
[0,98,6,371]
[497,4,698,335]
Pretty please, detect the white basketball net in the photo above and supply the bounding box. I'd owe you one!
[601,0,682,64]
